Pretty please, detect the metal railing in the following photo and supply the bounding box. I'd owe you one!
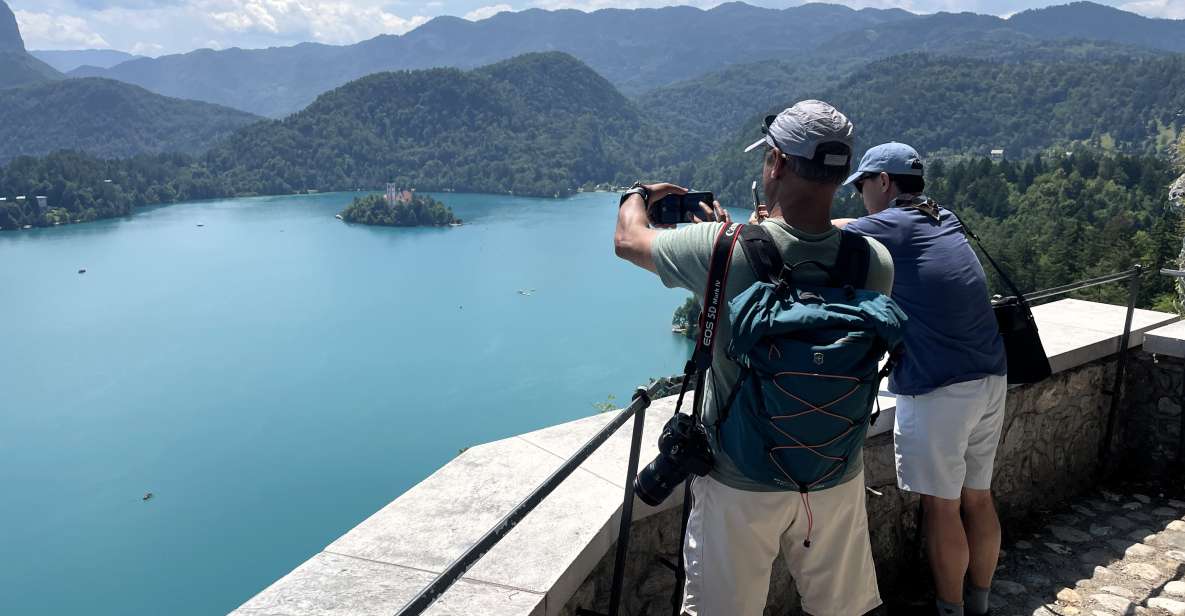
[1021,265,1147,464]
[395,264,1163,616]
[394,381,663,616]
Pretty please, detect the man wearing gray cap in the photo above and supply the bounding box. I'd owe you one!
[614,100,894,616]
[837,143,1007,616]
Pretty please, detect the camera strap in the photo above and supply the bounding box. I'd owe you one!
[673,222,743,421]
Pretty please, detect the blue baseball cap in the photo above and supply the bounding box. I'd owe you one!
[843,142,925,186]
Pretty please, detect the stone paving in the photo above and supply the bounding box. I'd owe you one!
[963,488,1185,616]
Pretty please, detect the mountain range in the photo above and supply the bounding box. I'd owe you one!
[31,49,143,73]
[64,1,1185,118]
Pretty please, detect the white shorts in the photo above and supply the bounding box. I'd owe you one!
[894,374,1007,500]
[680,472,881,616]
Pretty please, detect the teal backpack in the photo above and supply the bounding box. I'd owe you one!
[711,223,907,495]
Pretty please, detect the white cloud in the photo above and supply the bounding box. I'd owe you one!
[465,4,513,20]
[130,41,165,55]
[200,0,428,43]
[14,10,111,49]
[1120,0,1185,19]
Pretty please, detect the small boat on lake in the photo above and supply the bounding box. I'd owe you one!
[77,269,86,274]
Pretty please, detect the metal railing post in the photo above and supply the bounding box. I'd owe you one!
[1100,264,1144,467]
[606,388,649,616]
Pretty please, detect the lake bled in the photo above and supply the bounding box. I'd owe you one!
[0,192,696,615]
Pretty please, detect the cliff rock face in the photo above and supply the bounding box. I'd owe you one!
[0,1,24,52]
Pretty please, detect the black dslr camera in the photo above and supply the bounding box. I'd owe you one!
[634,412,714,506]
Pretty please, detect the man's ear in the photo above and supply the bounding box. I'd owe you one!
[769,150,785,180]
[878,172,891,193]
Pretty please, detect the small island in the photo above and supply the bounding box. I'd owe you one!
[339,190,461,227]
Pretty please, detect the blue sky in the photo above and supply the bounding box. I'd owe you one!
[10,0,1184,57]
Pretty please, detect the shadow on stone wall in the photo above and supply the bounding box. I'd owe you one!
[1122,352,1184,480]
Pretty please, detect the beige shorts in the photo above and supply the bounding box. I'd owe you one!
[680,472,881,616]
[894,374,1008,499]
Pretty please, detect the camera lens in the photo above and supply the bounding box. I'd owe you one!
[634,454,689,507]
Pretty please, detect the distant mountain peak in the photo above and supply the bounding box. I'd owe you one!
[1,0,25,52]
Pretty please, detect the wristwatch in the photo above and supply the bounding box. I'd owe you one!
[619,182,650,208]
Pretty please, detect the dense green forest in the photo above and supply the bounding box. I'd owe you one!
[202,52,662,198]
[340,193,459,227]
[0,152,222,228]
[0,78,261,163]
[678,52,1185,213]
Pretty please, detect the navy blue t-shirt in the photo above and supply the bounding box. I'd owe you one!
[846,205,1006,395]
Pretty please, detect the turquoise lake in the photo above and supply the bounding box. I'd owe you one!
[0,192,697,615]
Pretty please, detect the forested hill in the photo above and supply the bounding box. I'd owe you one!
[1008,2,1185,52]
[680,53,1185,211]
[0,0,61,89]
[203,52,658,197]
[0,78,262,163]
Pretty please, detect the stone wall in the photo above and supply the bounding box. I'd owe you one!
[563,359,1119,616]
[1122,351,1185,478]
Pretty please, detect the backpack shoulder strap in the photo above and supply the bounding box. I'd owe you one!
[832,229,871,289]
[739,223,783,284]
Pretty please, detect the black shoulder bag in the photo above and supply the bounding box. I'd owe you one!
[950,210,1052,385]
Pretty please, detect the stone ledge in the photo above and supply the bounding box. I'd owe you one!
[234,299,1179,616]
[233,398,682,616]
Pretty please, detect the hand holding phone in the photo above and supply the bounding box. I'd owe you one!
[647,191,716,226]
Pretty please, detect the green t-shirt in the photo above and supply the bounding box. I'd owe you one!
[651,219,895,492]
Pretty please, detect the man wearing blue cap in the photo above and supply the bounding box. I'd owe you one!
[837,143,1007,616]
[614,100,895,616]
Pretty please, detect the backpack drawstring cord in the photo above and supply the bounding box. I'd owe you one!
[800,490,814,548]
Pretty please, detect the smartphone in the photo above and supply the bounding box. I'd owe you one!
[751,181,761,216]
[648,192,715,225]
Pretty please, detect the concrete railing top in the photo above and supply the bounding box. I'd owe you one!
[1144,320,1185,358]
[232,298,1180,616]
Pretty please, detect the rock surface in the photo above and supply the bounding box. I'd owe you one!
[987,490,1185,616]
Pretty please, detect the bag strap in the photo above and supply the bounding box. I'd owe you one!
[739,224,782,284]
[947,209,1028,302]
[740,223,870,289]
[670,222,743,421]
[833,229,871,289]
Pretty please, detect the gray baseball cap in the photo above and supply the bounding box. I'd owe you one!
[843,142,924,186]
[743,99,854,167]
